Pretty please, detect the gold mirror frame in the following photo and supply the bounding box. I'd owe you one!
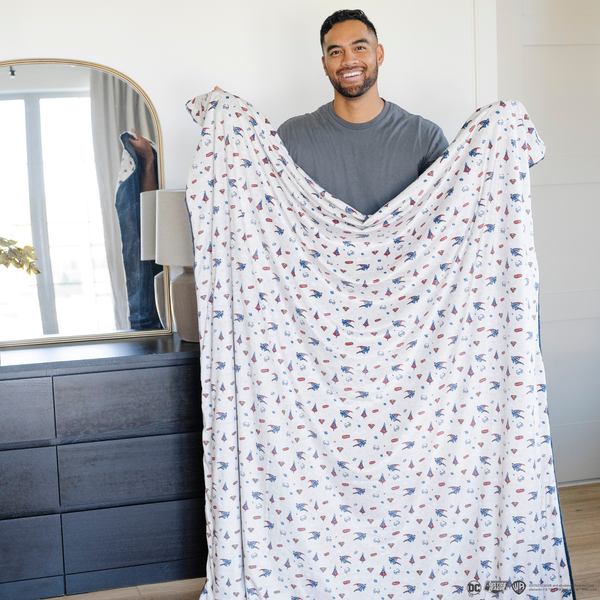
[0,58,172,348]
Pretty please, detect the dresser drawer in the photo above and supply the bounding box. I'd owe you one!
[0,514,63,583]
[0,576,65,600]
[62,498,204,574]
[58,432,203,507]
[54,363,201,439]
[0,447,59,517]
[0,378,55,444]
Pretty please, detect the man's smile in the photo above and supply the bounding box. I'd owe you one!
[341,70,363,79]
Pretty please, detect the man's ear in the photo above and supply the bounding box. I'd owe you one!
[322,54,328,76]
[377,44,385,66]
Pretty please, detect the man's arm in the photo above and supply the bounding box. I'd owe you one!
[419,125,449,174]
[129,129,158,192]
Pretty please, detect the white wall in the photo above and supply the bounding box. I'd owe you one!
[1,0,496,189]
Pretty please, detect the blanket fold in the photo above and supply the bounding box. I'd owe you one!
[186,90,573,600]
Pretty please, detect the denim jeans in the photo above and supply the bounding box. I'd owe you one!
[115,132,162,330]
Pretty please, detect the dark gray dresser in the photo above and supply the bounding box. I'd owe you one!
[0,335,206,600]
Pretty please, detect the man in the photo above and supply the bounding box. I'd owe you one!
[277,9,448,216]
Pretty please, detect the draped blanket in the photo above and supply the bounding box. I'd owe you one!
[186,90,573,599]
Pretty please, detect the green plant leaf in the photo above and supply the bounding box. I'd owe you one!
[0,238,40,274]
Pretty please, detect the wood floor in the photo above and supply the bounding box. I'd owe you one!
[45,483,600,600]
[559,483,600,599]
[45,578,207,600]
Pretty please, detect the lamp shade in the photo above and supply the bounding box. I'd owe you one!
[155,190,194,267]
[140,190,157,260]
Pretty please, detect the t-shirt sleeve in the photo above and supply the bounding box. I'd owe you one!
[276,118,298,157]
[419,125,449,174]
[277,119,290,143]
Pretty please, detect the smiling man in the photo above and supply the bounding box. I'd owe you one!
[277,9,448,216]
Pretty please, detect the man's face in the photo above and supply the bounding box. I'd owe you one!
[321,20,384,99]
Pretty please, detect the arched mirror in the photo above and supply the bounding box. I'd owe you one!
[0,59,171,347]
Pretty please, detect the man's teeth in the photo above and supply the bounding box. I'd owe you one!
[343,71,361,78]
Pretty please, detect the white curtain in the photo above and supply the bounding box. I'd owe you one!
[89,70,155,330]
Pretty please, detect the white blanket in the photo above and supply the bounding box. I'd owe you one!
[186,90,574,599]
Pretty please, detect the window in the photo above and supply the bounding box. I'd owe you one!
[0,92,113,340]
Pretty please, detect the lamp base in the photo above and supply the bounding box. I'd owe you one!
[171,267,199,343]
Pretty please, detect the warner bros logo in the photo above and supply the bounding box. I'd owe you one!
[512,581,527,595]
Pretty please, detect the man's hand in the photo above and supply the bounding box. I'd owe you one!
[129,129,154,164]
[214,86,225,92]
[129,129,157,192]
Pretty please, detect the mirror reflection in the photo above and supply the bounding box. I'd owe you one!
[0,62,168,345]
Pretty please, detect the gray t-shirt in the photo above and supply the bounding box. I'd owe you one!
[277,100,448,216]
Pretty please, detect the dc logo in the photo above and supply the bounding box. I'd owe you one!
[467,580,481,595]
[512,581,527,595]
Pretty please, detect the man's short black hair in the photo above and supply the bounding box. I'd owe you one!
[320,9,378,48]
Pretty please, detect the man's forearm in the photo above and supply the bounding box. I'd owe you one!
[140,158,158,192]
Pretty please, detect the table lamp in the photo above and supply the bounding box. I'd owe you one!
[140,189,198,342]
